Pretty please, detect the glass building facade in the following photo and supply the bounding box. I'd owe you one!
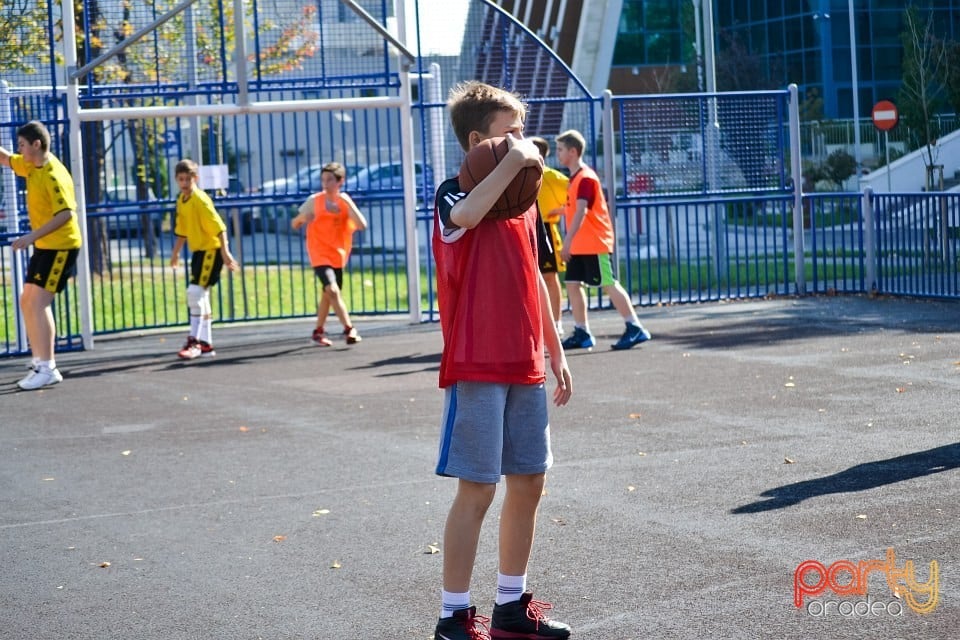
[613,0,960,118]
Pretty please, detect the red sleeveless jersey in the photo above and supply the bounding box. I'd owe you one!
[432,177,545,388]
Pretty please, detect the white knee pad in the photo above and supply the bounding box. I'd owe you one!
[186,284,205,315]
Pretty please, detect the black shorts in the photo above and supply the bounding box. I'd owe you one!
[26,248,80,294]
[564,254,616,287]
[190,250,224,288]
[538,221,566,274]
[313,265,343,289]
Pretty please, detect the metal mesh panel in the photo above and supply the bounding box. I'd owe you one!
[616,91,789,197]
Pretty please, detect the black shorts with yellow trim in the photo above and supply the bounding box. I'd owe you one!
[190,249,225,288]
[538,221,566,274]
[26,248,80,294]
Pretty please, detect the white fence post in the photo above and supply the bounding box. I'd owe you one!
[862,186,876,291]
[789,84,806,293]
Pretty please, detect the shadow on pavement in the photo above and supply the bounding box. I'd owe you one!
[731,442,960,513]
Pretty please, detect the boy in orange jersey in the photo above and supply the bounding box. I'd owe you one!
[170,159,240,359]
[432,81,573,640]
[555,129,651,351]
[291,162,367,346]
[0,121,82,390]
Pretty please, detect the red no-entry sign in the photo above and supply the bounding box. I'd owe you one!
[872,100,899,131]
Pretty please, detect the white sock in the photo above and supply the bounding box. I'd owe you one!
[197,316,213,344]
[189,315,200,338]
[495,573,526,605]
[440,589,471,619]
[39,359,56,371]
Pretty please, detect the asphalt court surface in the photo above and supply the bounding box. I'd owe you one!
[1,294,959,639]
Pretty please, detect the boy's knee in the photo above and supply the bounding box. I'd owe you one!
[456,480,497,509]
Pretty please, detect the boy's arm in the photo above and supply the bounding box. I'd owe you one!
[560,198,588,261]
[218,231,240,272]
[11,209,74,251]
[450,134,542,229]
[0,146,12,168]
[290,195,315,230]
[539,273,572,406]
[341,194,368,231]
[170,235,187,268]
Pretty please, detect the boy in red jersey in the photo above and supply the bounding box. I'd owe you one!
[291,162,368,346]
[170,159,239,359]
[432,81,573,640]
[555,129,652,351]
[0,121,82,390]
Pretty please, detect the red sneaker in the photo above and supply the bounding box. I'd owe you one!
[311,327,332,347]
[178,337,201,360]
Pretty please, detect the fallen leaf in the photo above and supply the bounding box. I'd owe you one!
[784,382,796,388]
[896,387,906,393]
[425,544,440,555]
[42,477,55,482]
[99,562,111,568]
[637,451,647,456]
[312,509,330,517]
[627,485,636,492]
[784,457,795,464]
[239,426,250,432]
[331,560,342,569]
[628,413,642,419]
[272,535,287,543]
[121,450,131,456]
[892,588,901,600]
[855,514,867,520]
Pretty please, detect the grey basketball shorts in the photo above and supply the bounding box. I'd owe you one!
[435,381,553,483]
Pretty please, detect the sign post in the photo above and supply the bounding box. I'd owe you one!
[872,100,899,192]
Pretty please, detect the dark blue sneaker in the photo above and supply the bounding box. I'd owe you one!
[434,606,491,640]
[611,323,651,350]
[490,592,570,639]
[561,326,595,350]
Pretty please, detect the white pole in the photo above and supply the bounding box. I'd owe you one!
[789,84,806,294]
[61,0,96,350]
[396,0,420,323]
[1,81,29,351]
[692,0,704,92]
[849,0,862,189]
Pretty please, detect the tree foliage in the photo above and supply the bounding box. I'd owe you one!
[0,0,56,74]
[822,149,857,190]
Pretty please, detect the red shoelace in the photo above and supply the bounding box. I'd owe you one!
[462,612,491,639]
[524,598,555,629]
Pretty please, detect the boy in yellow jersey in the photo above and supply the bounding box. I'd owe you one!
[0,121,83,390]
[529,137,568,336]
[290,162,367,346]
[169,159,239,359]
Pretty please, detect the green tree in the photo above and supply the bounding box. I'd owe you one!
[0,0,53,74]
[822,149,857,190]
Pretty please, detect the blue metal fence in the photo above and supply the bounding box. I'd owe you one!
[4,1,960,358]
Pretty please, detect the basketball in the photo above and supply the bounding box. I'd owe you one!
[459,137,543,219]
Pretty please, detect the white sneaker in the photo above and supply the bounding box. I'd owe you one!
[18,366,63,391]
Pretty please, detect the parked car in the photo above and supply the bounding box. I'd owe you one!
[247,164,367,233]
[344,161,434,203]
[100,184,163,238]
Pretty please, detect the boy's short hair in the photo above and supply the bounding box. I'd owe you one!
[17,121,51,152]
[556,130,586,156]
[321,162,345,181]
[175,159,199,177]
[447,81,527,151]
[529,136,550,159]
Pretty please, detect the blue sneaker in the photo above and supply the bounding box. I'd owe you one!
[561,326,595,350]
[611,323,651,350]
